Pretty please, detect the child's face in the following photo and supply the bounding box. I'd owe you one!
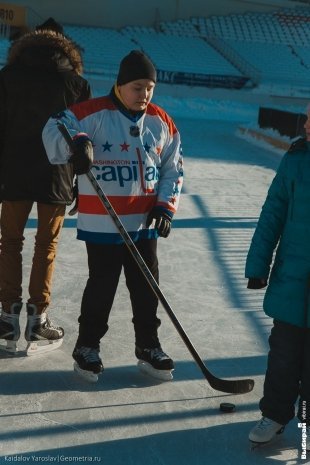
[118,79,155,111]
[305,111,310,141]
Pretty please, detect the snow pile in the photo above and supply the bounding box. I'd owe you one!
[236,125,289,155]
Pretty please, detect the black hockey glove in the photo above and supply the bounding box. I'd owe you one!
[69,135,93,175]
[247,278,268,289]
[146,208,172,238]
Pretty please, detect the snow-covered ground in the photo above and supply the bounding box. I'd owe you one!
[0,93,309,464]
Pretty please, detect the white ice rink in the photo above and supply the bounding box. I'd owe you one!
[0,95,309,464]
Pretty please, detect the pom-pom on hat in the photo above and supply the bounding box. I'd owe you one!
[117,50,156,85]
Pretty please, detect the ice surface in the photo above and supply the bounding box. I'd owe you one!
[0,93,308,464]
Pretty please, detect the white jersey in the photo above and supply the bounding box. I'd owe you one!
[42,94,183,244]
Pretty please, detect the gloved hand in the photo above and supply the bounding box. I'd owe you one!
[69,135,93,175]
[247,278,268,289]
[146,208,172,238]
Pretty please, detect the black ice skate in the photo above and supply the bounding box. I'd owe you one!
[135,346,174,381]
[72,346,104,382]
[25,304,64,356]
[0,303,22,353]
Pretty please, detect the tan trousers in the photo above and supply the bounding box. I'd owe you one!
[0,201,65,313]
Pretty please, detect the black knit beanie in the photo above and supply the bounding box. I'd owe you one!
[117,50,157,85]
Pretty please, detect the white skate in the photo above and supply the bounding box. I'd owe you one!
[249,417,285,449]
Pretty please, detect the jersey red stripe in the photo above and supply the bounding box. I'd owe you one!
[78,194,157,215]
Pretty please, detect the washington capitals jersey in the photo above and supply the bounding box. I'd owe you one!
[42,95,183,244]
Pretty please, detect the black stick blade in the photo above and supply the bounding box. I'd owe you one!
[209,376,254,394]
[200,361,254,394]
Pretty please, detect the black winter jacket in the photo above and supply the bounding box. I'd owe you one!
[0,30,91,204]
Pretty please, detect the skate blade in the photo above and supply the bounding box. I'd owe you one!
[26,338,63,356]
[137,360,174,381]
[73,362,99,383]
[0,340,18,354]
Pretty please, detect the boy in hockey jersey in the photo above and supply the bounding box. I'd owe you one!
[245,107,310,450]
[42,50,184,382]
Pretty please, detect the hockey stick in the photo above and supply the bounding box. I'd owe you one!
[57,122,254,395]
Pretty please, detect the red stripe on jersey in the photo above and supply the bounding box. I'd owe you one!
[147,103,178,136]
[79,194,157,215]
[70,96,117,121]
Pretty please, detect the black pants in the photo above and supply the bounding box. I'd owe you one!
[76,239,161,349]
[260,319,310,425]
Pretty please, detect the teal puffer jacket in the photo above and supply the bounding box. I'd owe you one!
[245,139,310,328]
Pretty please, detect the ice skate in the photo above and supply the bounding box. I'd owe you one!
[249,417,285,449]
[0,303,22,353]
[135,346,174,381]
[72,346,104,382]
[25,304,64,356]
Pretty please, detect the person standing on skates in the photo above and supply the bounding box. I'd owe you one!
[245,106,310,450]
[0,21,91,355]
[42,50,184,382]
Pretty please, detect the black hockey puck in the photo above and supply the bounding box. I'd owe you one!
[220,402,236,413]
